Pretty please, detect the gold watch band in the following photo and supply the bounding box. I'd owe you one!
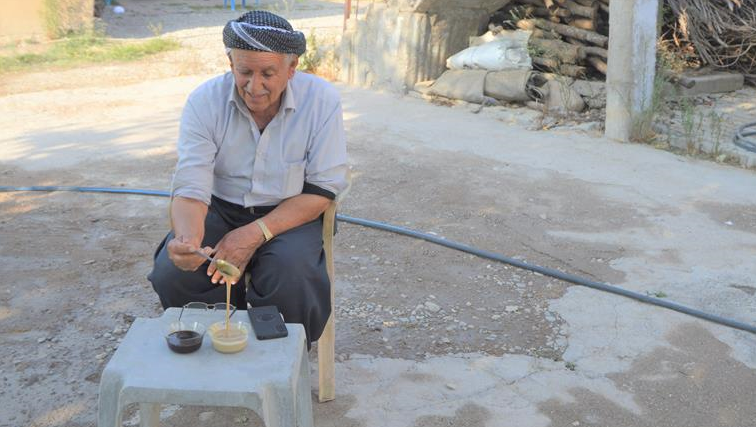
[255,219,274,242]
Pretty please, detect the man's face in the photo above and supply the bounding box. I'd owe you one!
[229,49,297,116]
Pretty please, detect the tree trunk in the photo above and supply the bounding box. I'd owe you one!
[581,45,607,58]
[532,56,560,69]
[529,28,562,39]
[565,37,608,58]
[562,0,598,19]
[517,0,546,5]
[568,18,596,30]
[587,56,608,74]
[530,37,585,63]
[518,5,562,21]
[519,18,608,46]
[559,64,588,77]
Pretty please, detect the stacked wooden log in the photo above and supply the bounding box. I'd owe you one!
[491,0,610,79]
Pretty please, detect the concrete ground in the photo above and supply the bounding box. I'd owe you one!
[1,1,755,426]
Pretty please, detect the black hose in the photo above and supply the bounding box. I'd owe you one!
[2,185,755,335]
[1,185,171,197]
[734,121,756,153]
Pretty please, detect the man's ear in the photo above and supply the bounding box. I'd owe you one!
[288,56,298,78]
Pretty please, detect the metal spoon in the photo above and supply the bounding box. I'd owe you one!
[193,250,241,280]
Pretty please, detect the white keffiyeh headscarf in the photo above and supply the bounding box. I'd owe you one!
[223,10,306,56]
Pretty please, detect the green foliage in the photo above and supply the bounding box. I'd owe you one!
[148,22,164,37]
[0,33,179,74]
[707,110,725,157]
[631,40,675,143]
[646,291,668,298]
[297,30,321,74]
[527,44,546,58]
[679,98,705,154]
[631,36,702,144]
[507,5,532,21]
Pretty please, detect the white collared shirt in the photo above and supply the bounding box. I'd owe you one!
[172,71,348,207]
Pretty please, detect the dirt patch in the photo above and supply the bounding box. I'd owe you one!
[695,201,756,235]
[539,323,756,427]
[333,140,642,361]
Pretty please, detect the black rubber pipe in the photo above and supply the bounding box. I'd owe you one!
[2,185,755,335]
[734,121,756,153]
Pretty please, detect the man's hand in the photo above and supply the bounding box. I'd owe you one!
[204,193,330,285]
[207,224,265,285]
[168,196,210,271]
[167,235,213,272]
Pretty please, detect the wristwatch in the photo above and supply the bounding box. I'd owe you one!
[254,219,274,242]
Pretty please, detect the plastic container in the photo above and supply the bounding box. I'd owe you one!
[165,321,206,354]
[208,321,249,354]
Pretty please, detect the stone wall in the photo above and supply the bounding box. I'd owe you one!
[340,1,514,91]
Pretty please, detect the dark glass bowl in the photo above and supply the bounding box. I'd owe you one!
[165,321,206,354]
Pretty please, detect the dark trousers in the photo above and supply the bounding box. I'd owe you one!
[147,196,331,345]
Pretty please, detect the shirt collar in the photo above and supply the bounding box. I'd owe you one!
[280,77,297,115]
[227,72,239,107]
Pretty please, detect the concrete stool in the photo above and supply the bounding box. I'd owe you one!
[97,308,313,427]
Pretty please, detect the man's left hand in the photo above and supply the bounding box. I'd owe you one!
[207,224,265,285]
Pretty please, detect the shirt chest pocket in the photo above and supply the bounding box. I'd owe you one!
[254,128,309,199]
[255,159,306,198]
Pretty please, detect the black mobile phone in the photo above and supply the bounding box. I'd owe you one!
[248,305,288,340]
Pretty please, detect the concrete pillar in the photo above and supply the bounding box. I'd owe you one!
[604,0,659,141]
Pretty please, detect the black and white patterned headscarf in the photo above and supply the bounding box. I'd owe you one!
[223,11,306,56]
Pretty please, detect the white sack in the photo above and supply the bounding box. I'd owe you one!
[447,30,532,71]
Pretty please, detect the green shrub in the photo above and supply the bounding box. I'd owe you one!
[0,33,180,74]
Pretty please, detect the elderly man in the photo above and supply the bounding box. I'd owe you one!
[148,11,348,345]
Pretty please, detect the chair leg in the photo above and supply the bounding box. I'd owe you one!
[318,202,337,402]
[317,315,335,402]
[139,403,161,427]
